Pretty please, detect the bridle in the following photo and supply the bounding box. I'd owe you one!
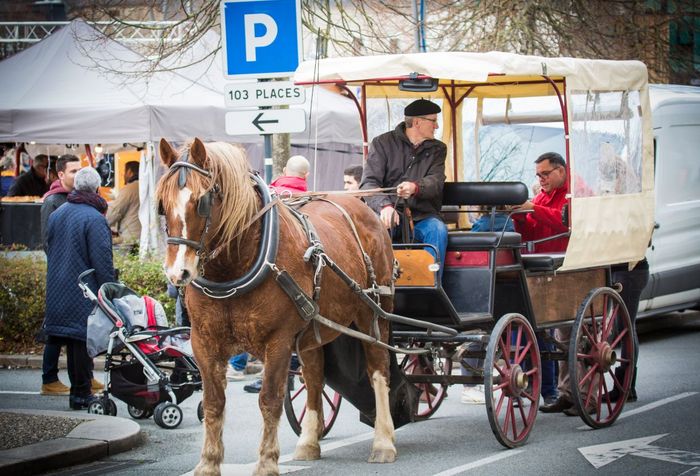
[159,150,219,258]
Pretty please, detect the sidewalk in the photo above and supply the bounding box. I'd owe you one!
[0,409,143,475]
[0,353,86,370]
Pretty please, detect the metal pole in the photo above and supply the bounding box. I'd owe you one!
[263,133,273,184]
[411,0,420,53]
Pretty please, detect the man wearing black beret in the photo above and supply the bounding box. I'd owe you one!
[361,98,448,274]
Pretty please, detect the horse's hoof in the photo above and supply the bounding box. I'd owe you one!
[368,447,397,464]
[293,444,321,461]
[193,462,221,476]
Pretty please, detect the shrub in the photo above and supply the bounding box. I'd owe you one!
[0,254,46,352]
[0,252,175,352]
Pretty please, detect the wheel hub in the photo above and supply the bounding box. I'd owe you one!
[505,364,528,397]
[595,342,617,371]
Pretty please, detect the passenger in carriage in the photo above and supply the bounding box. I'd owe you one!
[361,98,448,272]
[511,152,569,254]
[513,152,591,415]
[343,164,363,191]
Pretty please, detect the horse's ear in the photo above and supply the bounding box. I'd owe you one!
[159,138,177,167]
[190,138,207,168]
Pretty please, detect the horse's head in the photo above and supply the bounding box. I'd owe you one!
[156,137,258,287]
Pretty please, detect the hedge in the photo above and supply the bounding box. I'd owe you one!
[0,252,175,352]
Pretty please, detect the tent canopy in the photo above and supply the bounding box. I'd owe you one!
[0,20,362,145]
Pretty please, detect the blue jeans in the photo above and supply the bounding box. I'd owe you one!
[539,332,557,399]
[229,353,248,371]
[413,216,448,270]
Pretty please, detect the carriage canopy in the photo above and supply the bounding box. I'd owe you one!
[295,51,655,271]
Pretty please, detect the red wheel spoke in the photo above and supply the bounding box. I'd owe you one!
[610,328,629,348]
[524,367,539,377]
[495,390,506,415]
[578,363,598,386]
[515,340,533,365]
[290,385,305,402]
[322,390,335,407]
[602,303,619,341]
[299,406,307,423]
[582,322,598,345]
[616,356,632,365]
[520,389,536,403]
[601,377,613,414]
[514,325,523,362]
[609,367,624,392]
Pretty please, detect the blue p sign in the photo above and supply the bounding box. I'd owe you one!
[220,0,302,79]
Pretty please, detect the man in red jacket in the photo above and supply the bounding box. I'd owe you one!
[269,155,309,194]
[511,152,569,253]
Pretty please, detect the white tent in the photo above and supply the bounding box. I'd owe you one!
[0,20,362,146]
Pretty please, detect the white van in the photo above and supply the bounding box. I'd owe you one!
[639,85,700,316]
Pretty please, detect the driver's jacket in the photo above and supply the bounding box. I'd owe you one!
[361,122,447,222]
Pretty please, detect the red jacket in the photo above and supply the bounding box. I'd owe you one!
[513,185,569,253]
[269,175,307,194]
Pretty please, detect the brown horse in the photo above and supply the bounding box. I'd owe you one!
[156,138,397,475]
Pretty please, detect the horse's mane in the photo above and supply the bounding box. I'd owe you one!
[156,141,258,249]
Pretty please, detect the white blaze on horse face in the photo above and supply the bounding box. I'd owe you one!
[167,187,199,284]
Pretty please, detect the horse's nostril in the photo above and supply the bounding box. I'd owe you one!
[181,269,191,281]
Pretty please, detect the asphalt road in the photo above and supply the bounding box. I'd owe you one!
[1,310,699,476]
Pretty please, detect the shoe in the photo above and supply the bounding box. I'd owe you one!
[460,385,486,404]
[542,394,558,406]
[69,395,94,410]
[539,396,573,413]
[563,403,596,417]
[226,366,245,381]
[609,387,637,403]
[244,379,262,393]
[41,380,70,396]
[91,378,104,393]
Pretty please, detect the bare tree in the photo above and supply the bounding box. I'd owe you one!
[74,1,697,84]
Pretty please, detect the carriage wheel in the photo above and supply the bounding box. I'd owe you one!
[127,404,153,420]
[569,287,634,429]
[400,347,452,420]
[284,369,342,438]
[484,313,541,448]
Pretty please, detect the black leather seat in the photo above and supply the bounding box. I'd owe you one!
[521,253,565,272]
[448,231,522,250]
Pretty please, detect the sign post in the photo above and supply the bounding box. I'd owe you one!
[220,0,305,183]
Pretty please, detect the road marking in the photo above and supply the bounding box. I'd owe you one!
[0,390,40,395]
[431,450,524,476]
[579,433,700,469]
[577,392,697,430]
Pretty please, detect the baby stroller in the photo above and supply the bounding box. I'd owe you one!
[78,269,202,429]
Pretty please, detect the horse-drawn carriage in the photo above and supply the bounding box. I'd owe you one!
[156,51,654,474]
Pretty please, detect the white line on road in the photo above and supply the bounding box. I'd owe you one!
[0,390,40,395]
[431,450,524,476]
[577,392,698,430]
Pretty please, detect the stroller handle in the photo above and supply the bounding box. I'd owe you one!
[78,268,97,301]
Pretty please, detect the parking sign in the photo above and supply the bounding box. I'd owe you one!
[220,0,302,79]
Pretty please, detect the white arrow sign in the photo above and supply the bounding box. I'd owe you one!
[579,434,700,469]
[225,109,306,135]
[225,82,306,108]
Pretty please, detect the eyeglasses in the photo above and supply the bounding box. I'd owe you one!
[418,116,438,124]
[536,167,560,179]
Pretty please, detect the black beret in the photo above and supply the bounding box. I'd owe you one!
[404,99,441,117]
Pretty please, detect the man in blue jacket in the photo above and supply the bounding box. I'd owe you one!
[44,167,115,409]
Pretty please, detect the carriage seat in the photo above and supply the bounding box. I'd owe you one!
[447,231,522,249]
[521,253,565,272]
[442,181,529,207]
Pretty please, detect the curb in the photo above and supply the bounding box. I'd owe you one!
[0,409,143,476]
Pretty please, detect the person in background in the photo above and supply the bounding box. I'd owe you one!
[39,155,91,396]
[44,167,115,410]
[343,164,363,191]
[361,98,448,271]
[8,154,49,197]
[269,155,310,194]
[107,161,141,250]
[167,283,190,328]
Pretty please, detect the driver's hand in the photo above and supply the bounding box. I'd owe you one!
[396,181,417,199]
[380,206,400,228]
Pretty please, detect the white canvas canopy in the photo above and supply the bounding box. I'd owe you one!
[296,51,655,271]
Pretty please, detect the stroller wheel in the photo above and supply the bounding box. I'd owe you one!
[88,397,117,417]
[128,405,153,420]
[154,402,183,429]
[197,400,204,423]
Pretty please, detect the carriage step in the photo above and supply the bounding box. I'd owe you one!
[457,312,492,325]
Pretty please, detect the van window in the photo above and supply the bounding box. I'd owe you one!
[660,125,700,204]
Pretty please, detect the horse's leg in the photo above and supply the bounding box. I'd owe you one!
[293,346,324,461]
[193,354,227,476]
[253,349,291,476]
[361,327,397,464]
